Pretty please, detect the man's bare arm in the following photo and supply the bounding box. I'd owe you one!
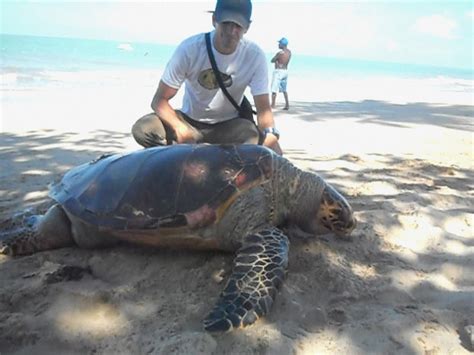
[271,51,282,63]
[151,81,200,143]
[254,94,283,155]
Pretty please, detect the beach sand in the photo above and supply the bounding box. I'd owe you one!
[0,72,473,354]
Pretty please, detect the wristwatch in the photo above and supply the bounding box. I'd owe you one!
[263,127,280,140]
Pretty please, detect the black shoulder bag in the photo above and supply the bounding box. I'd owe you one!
[205,32,256,123]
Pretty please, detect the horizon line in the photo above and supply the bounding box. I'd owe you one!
[2,31,473,73]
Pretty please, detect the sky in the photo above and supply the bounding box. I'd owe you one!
[1,1,473,69]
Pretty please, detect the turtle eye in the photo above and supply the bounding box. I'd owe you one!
[317,184,356,236]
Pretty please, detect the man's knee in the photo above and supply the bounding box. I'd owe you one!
[132,113,167,147]
[235,120,260,144]
[207,119,259,145]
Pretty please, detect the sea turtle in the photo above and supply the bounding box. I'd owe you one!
[0,144,356,332]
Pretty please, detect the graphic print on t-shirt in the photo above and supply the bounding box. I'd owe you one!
[198,68,233,90]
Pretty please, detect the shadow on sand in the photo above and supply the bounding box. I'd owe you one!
[0,107,473,353]
[274,100,473,131]
[0,129,131,219]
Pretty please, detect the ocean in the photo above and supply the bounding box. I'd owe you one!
[1,33,473,111]
[1,33,472,134]
[1,34,175,73]
[2,33,473,82]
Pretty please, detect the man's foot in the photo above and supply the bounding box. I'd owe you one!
[283,106,289,110]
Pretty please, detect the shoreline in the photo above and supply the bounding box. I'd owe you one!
[1,68,473,134]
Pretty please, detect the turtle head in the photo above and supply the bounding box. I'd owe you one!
[277,160,356,238]
[314,183,356,238]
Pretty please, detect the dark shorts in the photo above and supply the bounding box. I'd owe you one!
[132,111,262,148]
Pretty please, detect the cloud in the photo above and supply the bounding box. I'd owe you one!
[249,3,378,57]
[413,14,457,39]
[386,40,400,53]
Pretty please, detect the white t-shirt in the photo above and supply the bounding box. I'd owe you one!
[161,31,269,124]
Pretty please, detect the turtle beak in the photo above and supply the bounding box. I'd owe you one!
[316,184,356,238]
[333,214,357,239]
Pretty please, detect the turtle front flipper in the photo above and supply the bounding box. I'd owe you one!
[203,227,289,332]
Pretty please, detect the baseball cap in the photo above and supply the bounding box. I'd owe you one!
[278,37,289,46]
[214,0,252,29]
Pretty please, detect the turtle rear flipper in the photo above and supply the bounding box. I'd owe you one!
[203,227,289,332]
[1,204,74,256]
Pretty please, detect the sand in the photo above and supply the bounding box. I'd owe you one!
[0,71,473,354]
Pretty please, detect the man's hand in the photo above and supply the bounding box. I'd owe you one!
[152,81,203,144]
[174,124,202,144]
[262,133,283,155]
[253,94,283,155]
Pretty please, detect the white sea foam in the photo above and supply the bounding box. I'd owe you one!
[1,67,472,134]
[1,68,161,89]
[117,43,134,51]
[2,67,472,105]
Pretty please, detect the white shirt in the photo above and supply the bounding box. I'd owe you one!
[161,31,269,124]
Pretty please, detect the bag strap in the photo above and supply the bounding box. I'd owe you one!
[205,32,255,114]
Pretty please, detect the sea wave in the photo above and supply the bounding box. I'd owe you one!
[117,43,134,51]
[0,67,162,89]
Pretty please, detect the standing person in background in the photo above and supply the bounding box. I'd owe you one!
[132,0,282,155]
[271,37,291,110]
